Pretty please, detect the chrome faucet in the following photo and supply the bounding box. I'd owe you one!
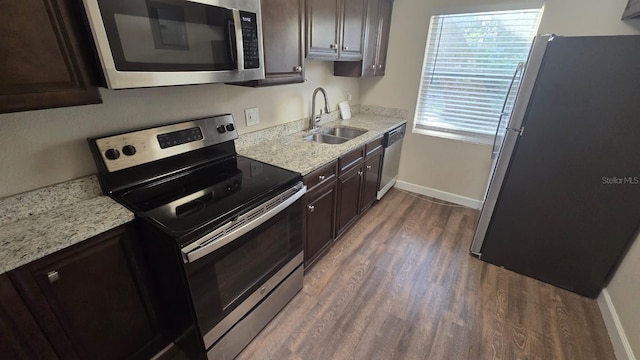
[310,87,329,130]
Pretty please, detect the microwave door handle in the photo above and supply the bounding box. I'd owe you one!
[226,19,236,63]
[232,9,244,71]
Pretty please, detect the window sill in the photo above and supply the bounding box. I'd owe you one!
[412,127,494,146]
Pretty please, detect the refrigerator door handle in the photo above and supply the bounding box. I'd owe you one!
[471,35,552,256]
[491,62,525,159]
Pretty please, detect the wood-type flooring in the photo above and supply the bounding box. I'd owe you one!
[236,188,615,360]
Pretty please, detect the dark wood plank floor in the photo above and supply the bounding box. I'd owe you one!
[236,188,615,360]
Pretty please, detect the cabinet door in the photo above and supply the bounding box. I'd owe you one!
[259,0,306,85]
[10,225,167,360]
[337,165,364,236]
[0,274,59,359]
[339,0,366,60]
[306,0,340,59]
[361,151,382,212]
[374,0,393,76]
[0,0,101,114]
[304,181,337,268]
[360,0,381,76]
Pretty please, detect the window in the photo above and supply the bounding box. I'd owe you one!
[414,9,543,143]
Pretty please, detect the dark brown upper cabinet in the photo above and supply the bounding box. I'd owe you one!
[334,0,393,77]
[306,0,366,61]
[233,0,306,86]
[0,0,102,114]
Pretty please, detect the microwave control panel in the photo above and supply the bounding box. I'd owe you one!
[240,11,260,69]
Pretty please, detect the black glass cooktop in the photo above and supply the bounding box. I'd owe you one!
[119,156,301,243]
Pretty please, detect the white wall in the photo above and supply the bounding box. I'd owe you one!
[0,61,359,198]
[360,0,640,201]
[605,232,640,359]
[360,0,640,357]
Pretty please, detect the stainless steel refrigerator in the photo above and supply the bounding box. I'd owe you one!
[470,34,640,298]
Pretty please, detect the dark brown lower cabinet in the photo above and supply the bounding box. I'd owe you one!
[337,164,364,236]
[336,138,383,236]
[361,150,382,212]
[9,225,167,360]
[0,274,59,359]
[304,181,338,268]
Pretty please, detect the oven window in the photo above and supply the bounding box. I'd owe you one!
[215,220,291,308]
[96,0,237,71]
[185,198,302,335]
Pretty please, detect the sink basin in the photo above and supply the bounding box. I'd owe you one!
[323,127,368,139]
[303,126,368,144]
[303,134,350,144]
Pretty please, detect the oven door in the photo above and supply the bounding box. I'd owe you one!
[82,0,264,88]
[181,184,305,350]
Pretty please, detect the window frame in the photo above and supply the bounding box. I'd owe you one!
[412,8,543,145]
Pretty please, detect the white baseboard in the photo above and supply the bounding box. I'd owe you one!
[394,181,483,209]
[598,289,636,360]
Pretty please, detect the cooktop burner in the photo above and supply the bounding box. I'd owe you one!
[120,156,300,240]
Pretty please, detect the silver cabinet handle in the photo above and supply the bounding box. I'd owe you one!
[329,43,338,49]
[358,170,363,176]
[378,64,383,69]
[294,66,302,73]
[318,175,326,181]
[343,46,349,50]
[371,64,376,70]
[308,205,315,212]
[47,271,60,283]
[366,165,372,170]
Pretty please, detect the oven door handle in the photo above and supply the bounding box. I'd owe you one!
[181,183,306,263]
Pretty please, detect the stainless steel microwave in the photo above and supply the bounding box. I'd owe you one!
[82,0,265,89]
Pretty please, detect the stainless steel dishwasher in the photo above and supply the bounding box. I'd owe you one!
[377,123,406,199]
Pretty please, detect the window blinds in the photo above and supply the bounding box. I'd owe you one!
[415,9,542,143]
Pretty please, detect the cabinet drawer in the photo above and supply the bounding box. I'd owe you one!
[338,146,365,176]
[304,160,338,192]
[365,137,383,158]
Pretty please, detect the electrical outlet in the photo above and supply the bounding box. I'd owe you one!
[347,92,352,101]
[245,107,259,126]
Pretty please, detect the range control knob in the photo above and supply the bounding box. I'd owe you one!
[122,145,136,156]
[104,148,120,160]
[226,184,233,192]
[226,123,235,131]
[217,125,227,133]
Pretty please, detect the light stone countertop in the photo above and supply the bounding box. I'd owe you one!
[0,110,405,274]
[0,176,134,274]
[238,113,407,175]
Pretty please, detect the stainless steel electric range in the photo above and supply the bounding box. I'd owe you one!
[88,114,306,360]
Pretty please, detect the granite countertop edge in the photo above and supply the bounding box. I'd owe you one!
[237,113,407,176]
[0,189,134,275]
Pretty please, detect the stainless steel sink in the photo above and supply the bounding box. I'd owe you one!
[303,126,368,144]
[323,127,367,139]
[303,133,350,144]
